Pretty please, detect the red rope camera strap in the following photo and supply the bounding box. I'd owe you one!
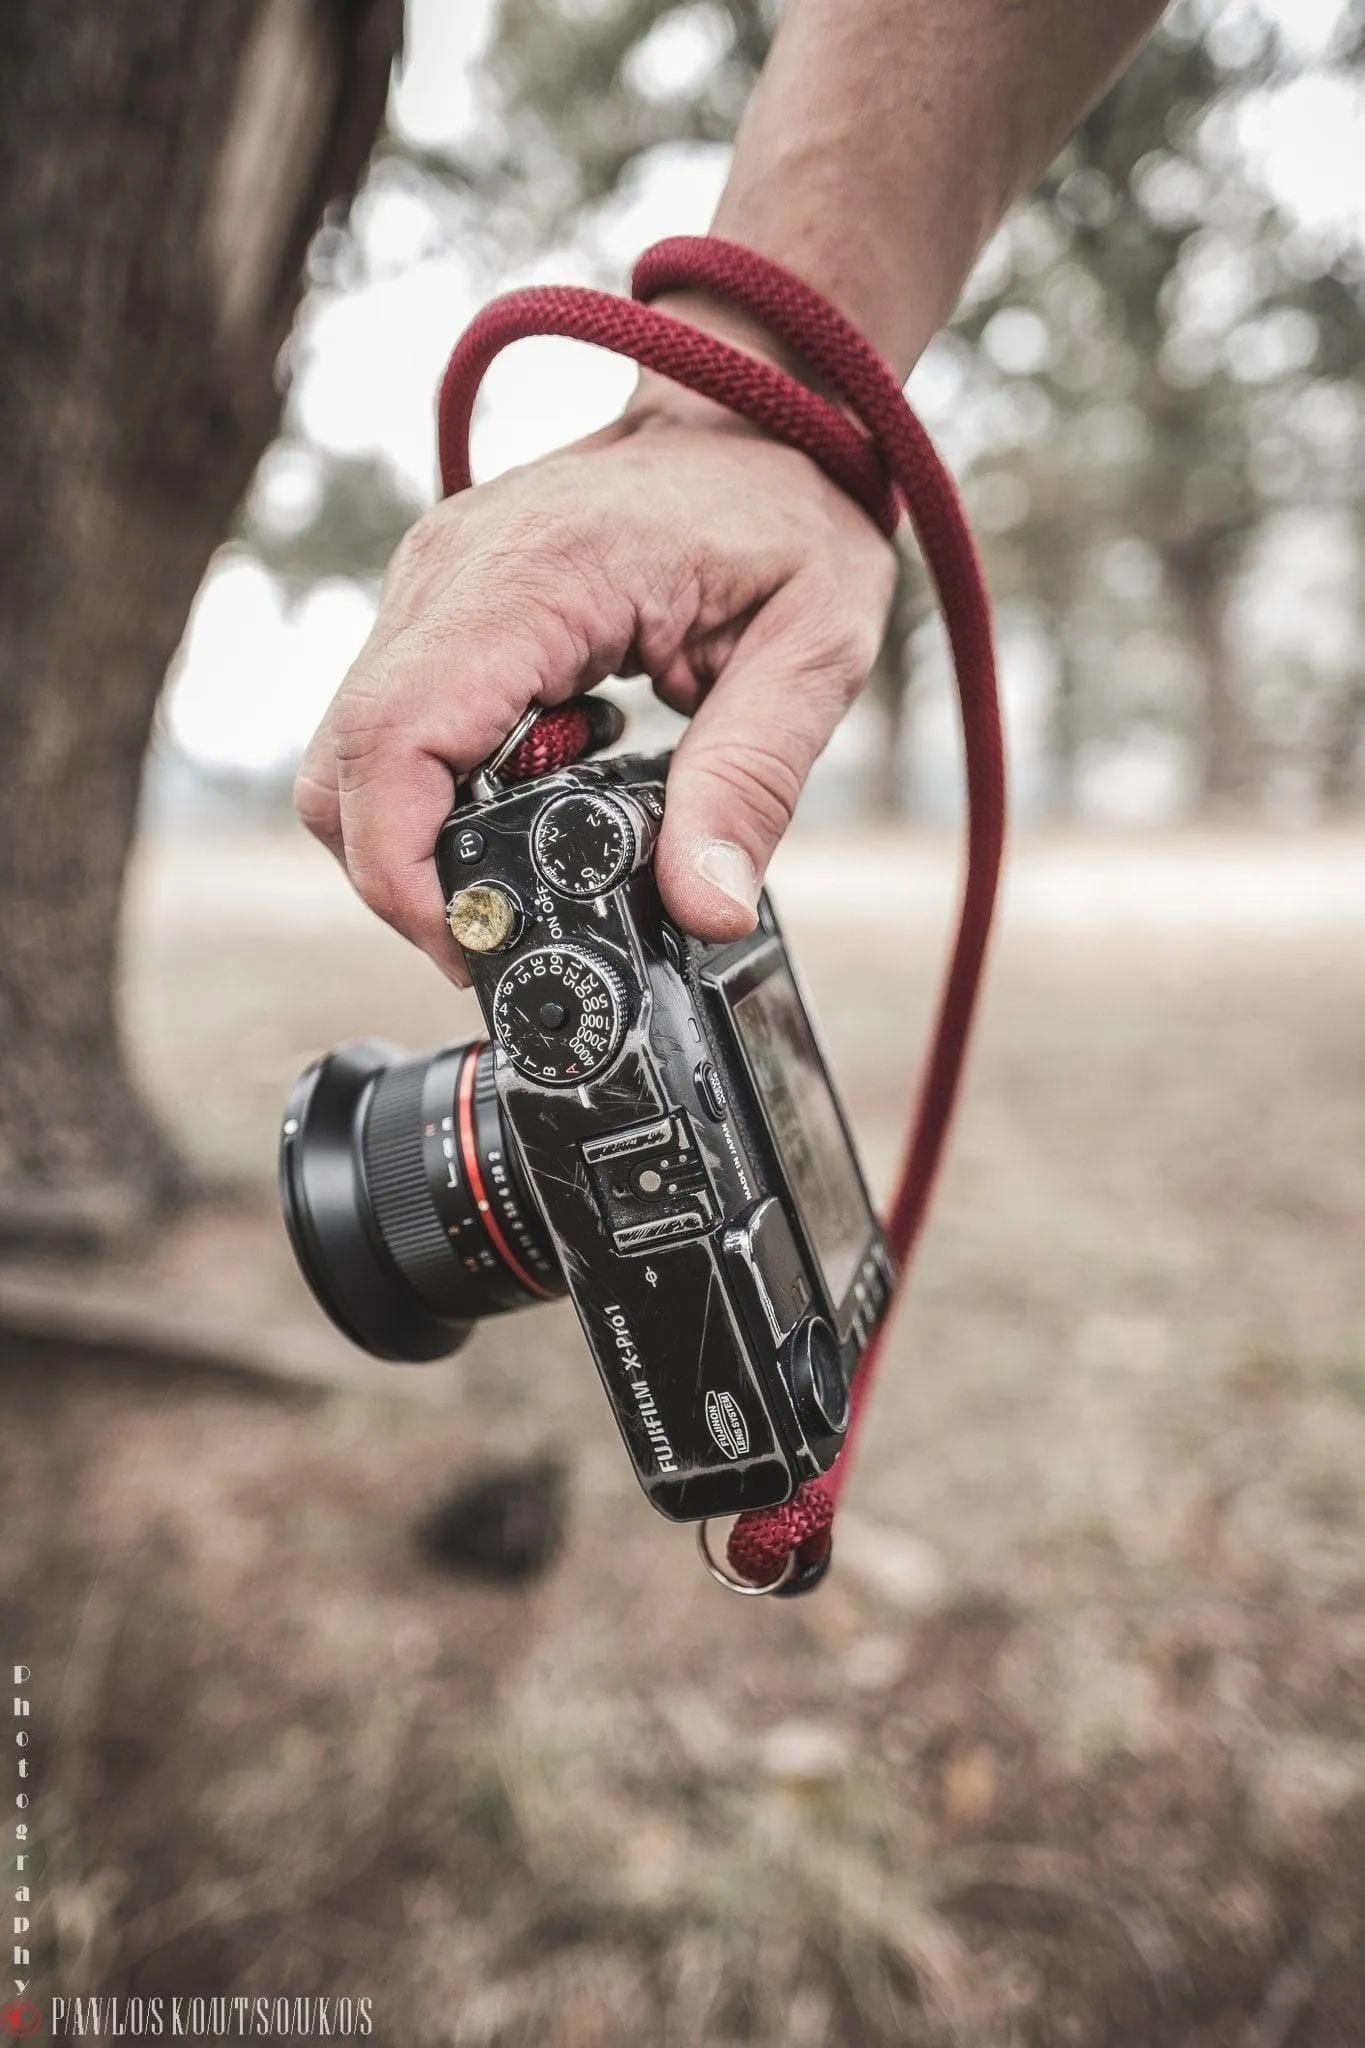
[438,235,1006,1591]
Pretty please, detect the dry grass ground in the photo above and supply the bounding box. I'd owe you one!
[4,826,1365,2047]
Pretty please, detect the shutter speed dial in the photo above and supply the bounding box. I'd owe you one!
[531,790,656,899]
[492,946,627,1085]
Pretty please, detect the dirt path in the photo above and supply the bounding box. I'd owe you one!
[4,827,1365,2045]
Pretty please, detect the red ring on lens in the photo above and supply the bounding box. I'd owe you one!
[457,1046,560,1301]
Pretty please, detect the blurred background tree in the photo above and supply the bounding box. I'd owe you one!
[281,0,1359,821]
[955,7,1365,814]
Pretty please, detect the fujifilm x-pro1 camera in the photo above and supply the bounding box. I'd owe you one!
[280,707,891,1524]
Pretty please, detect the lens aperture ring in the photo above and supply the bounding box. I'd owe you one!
[415,1043,563,1314]
[469,1047,561,1297]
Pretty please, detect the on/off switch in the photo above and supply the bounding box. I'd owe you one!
[694,1061,728,1121]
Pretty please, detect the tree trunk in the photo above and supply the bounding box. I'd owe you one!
[864,559,920,820]
[1321,676,1365,815]
[1165,539,1255,814]
[1046,624,1082,820]
[0,0,399,1247]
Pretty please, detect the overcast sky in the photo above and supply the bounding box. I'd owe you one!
[166,0,1365,776]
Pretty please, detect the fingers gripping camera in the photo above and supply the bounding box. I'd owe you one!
[280,720,892,1524]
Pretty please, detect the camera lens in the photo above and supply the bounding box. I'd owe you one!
[280,1038,564,1362]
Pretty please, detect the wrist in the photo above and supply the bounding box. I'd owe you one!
[620,287,825,439]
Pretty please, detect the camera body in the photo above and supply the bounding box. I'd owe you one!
[434,749,892,1523]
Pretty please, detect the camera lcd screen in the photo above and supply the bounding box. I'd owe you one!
[731,962,873,1308]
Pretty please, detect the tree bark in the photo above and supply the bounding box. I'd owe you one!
[0,0,399,1247]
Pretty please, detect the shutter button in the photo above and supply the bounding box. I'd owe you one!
[694,1061,728,1121]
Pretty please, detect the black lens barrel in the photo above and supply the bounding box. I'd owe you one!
[280,1038,564,1362]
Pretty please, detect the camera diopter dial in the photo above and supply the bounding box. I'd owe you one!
[492,946,627,1084]
[531,790,652,899]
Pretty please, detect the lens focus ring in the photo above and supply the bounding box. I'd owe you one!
[362,1055,462,1314]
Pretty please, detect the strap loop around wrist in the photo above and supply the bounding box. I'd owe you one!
[438,285,897,535]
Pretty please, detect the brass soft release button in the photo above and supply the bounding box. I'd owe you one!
[447,884,521,953]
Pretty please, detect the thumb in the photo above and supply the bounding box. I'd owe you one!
[653,578,874,941]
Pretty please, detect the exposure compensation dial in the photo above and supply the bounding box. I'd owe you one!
[492,946,627,1085]
[531,789,657,899]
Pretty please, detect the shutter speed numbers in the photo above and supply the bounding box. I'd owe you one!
[492,946,627,1084]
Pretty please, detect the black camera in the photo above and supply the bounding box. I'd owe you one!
[280,717,891,1523]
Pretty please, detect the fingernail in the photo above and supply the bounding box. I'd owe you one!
[697,840,759,915]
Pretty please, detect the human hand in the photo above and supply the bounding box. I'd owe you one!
[295,362,896,984]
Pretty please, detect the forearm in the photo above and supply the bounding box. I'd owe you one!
[305,4,1176,963]
[701,0,1167,378]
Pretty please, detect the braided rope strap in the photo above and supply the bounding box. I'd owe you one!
[437,236,1006,1592]
[504,702,598,780]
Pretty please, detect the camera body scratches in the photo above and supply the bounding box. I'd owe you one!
[281,743,892,1525]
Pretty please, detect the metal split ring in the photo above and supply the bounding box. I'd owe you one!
[696,1518,797,1596]
[469,705,544,803]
